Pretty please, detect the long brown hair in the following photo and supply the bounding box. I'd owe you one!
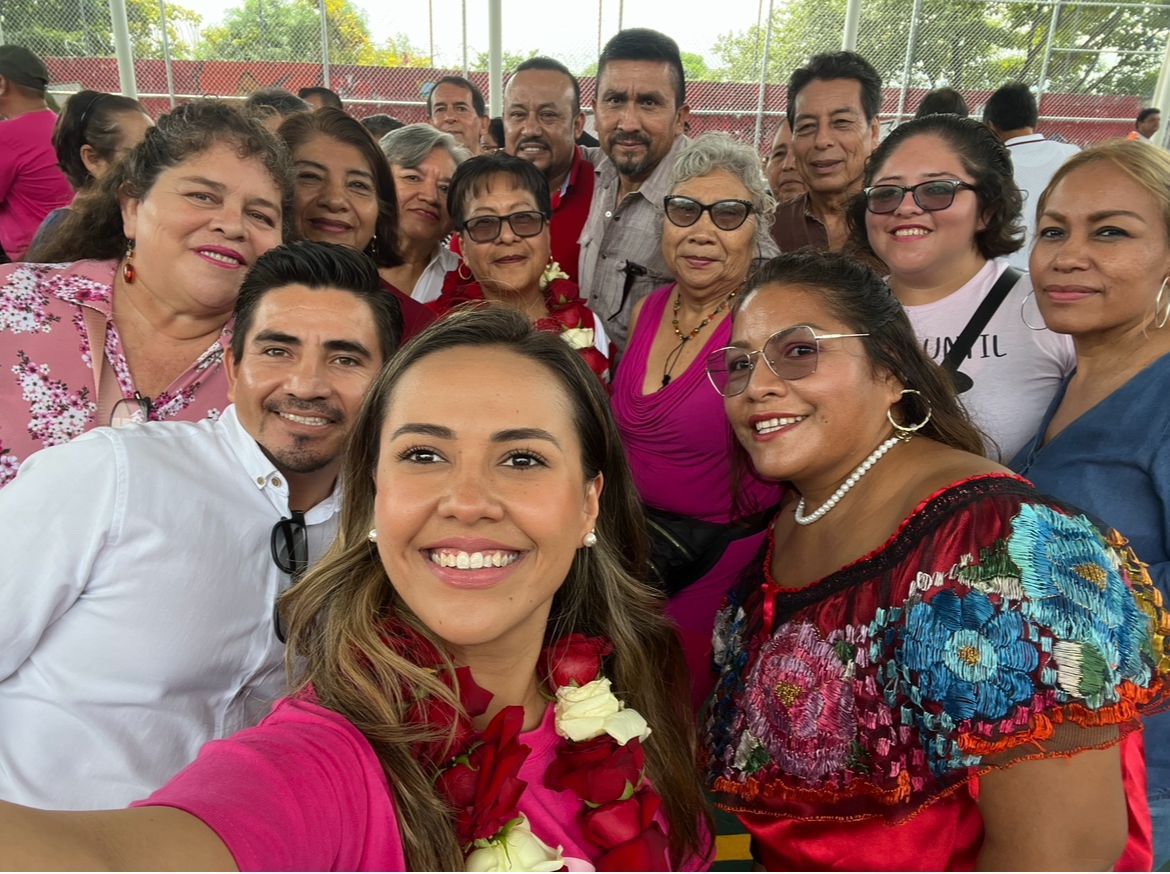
[280,307,710,870]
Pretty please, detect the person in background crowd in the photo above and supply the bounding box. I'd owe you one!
[0,242,397,811]
[379,123,469,304]
[278,108,434,341]
[26,91,152,257]
[1129,107,1161,143]
[984,81,1080,270]
[0,307,712,873]
[243,88,311,135]
[706,251,1167,871]
[772,51,881,255]
[1,100,289,486]
[504,56,595,285]
[0,45,73,263]
[481,115,505,153]
[298,86,342,111]
[1012,141,1170,866]
[431,153,611,380]
[914,86,969,118]
[612,133,783,705]
[848,113,1074,461]
[578,28,692,353]
[360,113,404,140]
[764,116,805,204]
[427,75,487,156]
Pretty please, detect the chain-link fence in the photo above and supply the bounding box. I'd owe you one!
[4,0,1167,150]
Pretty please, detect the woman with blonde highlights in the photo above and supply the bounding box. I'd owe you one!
[0,308,710,872]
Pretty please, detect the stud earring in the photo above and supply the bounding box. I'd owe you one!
[367,528,378,542]
[582,530,598,548]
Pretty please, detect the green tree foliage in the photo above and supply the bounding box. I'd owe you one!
[2,0,202,59]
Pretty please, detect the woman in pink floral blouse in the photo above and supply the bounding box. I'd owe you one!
[0,100,290,485]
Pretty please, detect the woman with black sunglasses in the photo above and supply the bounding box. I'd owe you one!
[429,153,611,380]
[610,133,783,708]
[847,113,1074,461]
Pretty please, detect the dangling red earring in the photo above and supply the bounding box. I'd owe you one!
[121,240,136,284]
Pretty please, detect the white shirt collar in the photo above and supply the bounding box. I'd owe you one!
[1004,133,1046,146]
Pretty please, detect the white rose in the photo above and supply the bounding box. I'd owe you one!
[555,678,651,745]
[465,816,564,872]
[560,327,595,350]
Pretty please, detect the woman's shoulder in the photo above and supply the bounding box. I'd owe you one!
[0,259,117,306]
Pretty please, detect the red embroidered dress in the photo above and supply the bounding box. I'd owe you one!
[705,474,1170,870]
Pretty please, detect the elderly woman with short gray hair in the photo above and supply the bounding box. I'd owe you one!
[611,132,783,707]
[378,123,470,302]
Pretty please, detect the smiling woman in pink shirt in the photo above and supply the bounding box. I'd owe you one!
[0,100,291,485]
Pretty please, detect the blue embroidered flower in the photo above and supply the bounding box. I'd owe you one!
[902,589,1039,723]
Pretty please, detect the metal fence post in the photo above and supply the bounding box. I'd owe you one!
[1036,0,1062,102]
[108,0,138,99]
[752,0,776,152]
[318,0,331,88]
[462,0,468,77]
[1153,30,1170,146]
[158,0,177,108]
[894,0,924,123]
[488,0,502,116]
[843,0,863,51]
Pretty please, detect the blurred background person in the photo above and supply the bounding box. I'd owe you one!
[481,115,505,153]
[243,88,310,135]
[612,133,783,705]
[427,75,487,156]
[983,81,1079,270]
[431,153,610,379]
[764,115,805,204]
[1012,141,1170,865]
[298,85,342,111]
[849,113,1074,461]
[0,45,72,263]
[278,108,434,340]
[1,100,290,486]
[27,90,152,256]
[379,123,469,304]
[914,86,969,118]
[361,113,404,140]
[1129,107,1161,143]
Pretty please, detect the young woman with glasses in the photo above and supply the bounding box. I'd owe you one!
[610,133,783,708]
[704,250,1169,871]
[847,113,1074,461]
[429,153,610,380]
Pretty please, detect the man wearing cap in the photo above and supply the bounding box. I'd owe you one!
[0,46,73,263]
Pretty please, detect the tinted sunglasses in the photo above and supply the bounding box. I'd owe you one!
[663,195,755,231]
[461,210,547,243]
[705,325,869,397]
[863,179,975,214]
[270,511,308,643]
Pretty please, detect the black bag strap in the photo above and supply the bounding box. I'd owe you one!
[942,266,1023,375]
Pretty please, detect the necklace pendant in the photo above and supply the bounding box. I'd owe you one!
[661,374,671,387]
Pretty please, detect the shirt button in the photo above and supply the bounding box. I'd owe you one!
[272,476,283,488]
[256,476,265,486]
[604,210,613,218]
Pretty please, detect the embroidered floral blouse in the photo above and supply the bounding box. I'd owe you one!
[0,260,230,486]
[705,474,1170,871]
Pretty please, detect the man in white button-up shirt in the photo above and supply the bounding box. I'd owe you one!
[0,242,401,809]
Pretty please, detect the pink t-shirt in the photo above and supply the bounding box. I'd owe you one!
[0,260,230,485]
[138,696,706,871]
[0,109,73,261]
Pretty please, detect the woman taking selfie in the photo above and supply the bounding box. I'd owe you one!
[704,251,1168,871]
[0,308,710,872]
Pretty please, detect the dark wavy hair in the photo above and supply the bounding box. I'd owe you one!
[735,251,986,456]
[446,151,552,228]
[847,113,1024,261]
[29,99,293,263]
[787,51,882,124]
[278,107,403,269]
[51,90,148,190]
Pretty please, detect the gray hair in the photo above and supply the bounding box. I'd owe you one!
[379,123,471,169]
[668,132,777,248]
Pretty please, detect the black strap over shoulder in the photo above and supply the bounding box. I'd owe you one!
[941,266,1023,393]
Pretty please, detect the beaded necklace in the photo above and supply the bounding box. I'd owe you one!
[661,288,737,387]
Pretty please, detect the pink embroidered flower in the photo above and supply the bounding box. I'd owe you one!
[743,622,856,783]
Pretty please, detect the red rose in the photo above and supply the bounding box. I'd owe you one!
[406,692,474,769]
[578,346,610,381]
[451,705,531,846]
[454,666,493,719]
[434,754,478,808]
[595,821,670,871]
[581,786,662,847]
[545,735,645,805]
[540,633,613,688]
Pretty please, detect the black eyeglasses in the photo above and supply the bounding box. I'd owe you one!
[705,325,870,397]
[863,180,975,215]
[269,511,307,643]
[663,195,755,231]
[110,392,152,427]
[461,210,548,243]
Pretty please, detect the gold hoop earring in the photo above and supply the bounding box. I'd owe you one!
[1020,290,1047,332]
[887,388,932,441]
[1155,277,1170,329]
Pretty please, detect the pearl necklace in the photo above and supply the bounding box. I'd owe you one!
[793,435,903,525]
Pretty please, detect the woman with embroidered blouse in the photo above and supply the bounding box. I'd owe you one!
[429,152,611,381]
[704,251,1169,870]
[0,308,711,872]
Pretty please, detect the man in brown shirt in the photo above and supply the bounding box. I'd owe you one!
[772,52,881,253]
